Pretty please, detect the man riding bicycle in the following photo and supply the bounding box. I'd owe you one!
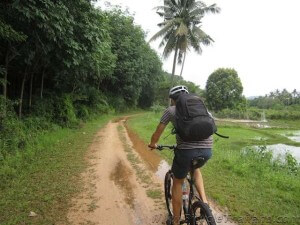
[148,85,213,225]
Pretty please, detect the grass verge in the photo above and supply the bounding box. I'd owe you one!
[0,115,113,225]
[127,112,300,225]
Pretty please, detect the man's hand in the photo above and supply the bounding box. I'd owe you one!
[148,143,157,150]
[148,123,166,151]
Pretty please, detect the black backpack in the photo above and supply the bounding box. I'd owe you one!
[174,93,217,141]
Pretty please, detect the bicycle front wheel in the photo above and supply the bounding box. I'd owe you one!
[164,170,174,217]
[192,201,216,225]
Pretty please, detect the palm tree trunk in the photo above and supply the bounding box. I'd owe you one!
[19,70,27,118]
[171,43,179,86]
[179,51,186,77]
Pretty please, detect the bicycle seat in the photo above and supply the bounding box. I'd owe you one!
[190,156,205,170]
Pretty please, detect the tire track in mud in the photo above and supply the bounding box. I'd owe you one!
[66,120,166,225]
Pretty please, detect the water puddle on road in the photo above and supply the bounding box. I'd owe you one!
[110,160,135,208]
[124,121,171,181]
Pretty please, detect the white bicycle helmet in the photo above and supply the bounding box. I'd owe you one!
[169,85,189,99]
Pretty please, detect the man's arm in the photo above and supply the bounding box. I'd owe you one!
[148,123,167,149]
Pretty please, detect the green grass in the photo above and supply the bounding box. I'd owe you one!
[127,112,300,225]
[146,189,163,199]
[0,115,113,225]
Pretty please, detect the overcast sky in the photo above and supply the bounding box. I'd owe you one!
[96,0,300,97]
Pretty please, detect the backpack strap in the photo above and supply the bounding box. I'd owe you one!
[215,132,229,138]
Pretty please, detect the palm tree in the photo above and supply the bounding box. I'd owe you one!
[292,89,297,104]
[149,0,220,83]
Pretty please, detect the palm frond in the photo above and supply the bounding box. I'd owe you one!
[175,22,188,36]
[149,19,176,42]
[192,26,214,45]
[162,34,177,59]
[190,4,221,17]
[188,30,202,54]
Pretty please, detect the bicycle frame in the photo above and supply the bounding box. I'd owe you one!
[157,145,217,225]
[157,145,205,224]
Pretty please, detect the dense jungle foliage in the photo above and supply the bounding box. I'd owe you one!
[0,0,169,157]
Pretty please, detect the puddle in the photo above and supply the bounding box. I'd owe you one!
[253,144,300,163]
[283,131,300,143]
[155,160,171,180]
[110,160,135,208]
[124,121,171,180]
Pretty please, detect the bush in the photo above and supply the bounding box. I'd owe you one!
[76,104,90,121]
[0,116,27,157]
[0,98,28,157]
[23,116,58,133]
[150,103,165,114]
[53,94,78,127]
[31,97,55,120]
[108,95,128,112]
[73,88,111,116]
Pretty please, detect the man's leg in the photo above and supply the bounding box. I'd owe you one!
[193,168,208,204]
[172,177,184,224]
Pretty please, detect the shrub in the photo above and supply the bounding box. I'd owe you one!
[0,116,27,156]
[108,95,128,112]
[76,104,90,121]
[53,94,78,127]
[150,103,165,114]
[31,97,55,120]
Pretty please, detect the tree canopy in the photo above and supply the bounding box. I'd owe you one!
[0,1,163,120]
[206,68,245,111]
[150,0,220,81]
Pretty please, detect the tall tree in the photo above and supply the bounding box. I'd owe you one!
[206,68,245,111]
[149,0,220,84]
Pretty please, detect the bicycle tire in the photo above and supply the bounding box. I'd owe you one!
[192,201,216,225]
[164,170,174,217]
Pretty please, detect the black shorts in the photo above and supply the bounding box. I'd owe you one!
[171,148,212,179]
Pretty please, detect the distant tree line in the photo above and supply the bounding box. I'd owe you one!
[249,89,300,109]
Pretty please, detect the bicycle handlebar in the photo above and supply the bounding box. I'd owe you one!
[156,145,176,151]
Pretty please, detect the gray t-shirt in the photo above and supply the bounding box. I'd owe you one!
[160,106,213,149]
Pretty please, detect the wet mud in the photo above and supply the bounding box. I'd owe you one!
[124,120,171,180]
[110,160,135,208]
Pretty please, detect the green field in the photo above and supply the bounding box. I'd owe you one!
[127,112,300,225]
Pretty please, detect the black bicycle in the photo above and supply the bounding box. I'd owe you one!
[157,145,216,225]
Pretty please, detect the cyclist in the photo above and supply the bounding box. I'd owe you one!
[148,85,213,225]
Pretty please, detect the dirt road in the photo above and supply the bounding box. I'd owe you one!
[66,118,236,225]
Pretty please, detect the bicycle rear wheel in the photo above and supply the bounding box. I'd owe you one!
[164,170,174,217]
[192,201,216,225]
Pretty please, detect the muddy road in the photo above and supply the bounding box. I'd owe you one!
[66,118,236,225]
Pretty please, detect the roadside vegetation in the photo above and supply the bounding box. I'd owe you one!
[128,112,300,225]
[0,115,113,224]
